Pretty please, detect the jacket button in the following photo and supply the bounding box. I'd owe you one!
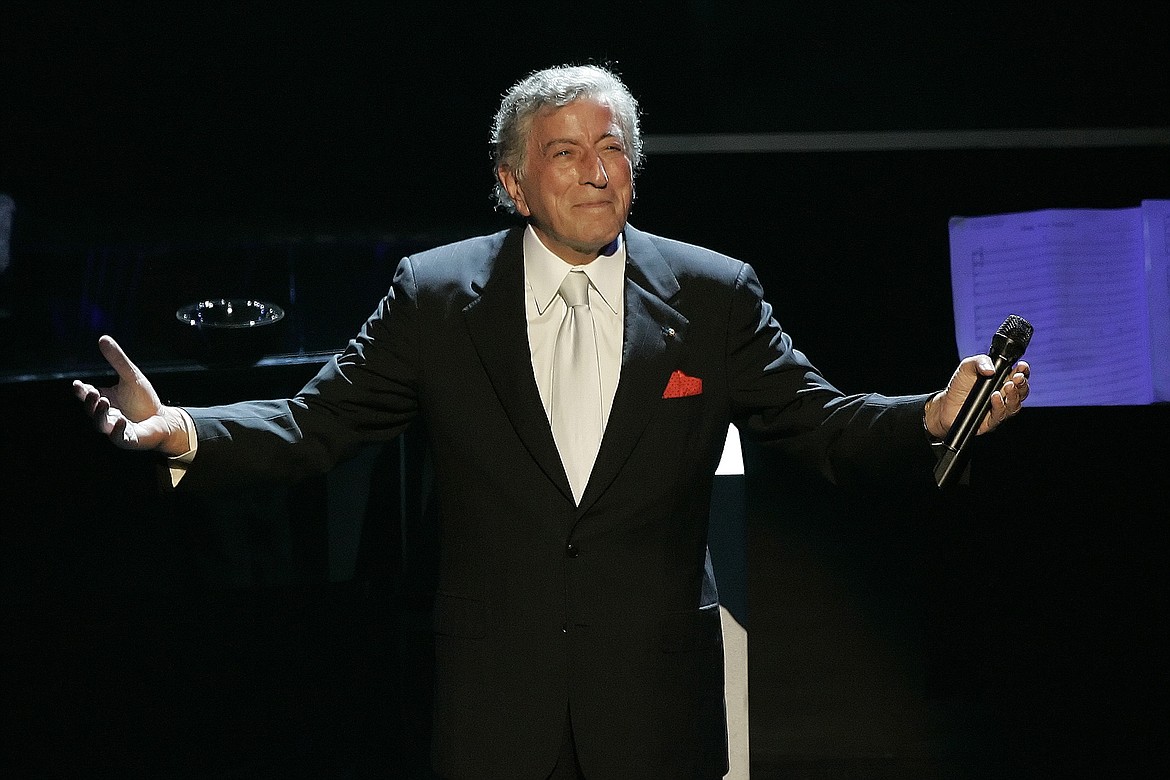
[565,543,579,558]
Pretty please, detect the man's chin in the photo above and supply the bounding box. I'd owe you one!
[574,234,621,258]
[533,221,624,262]
[574,223,624,252]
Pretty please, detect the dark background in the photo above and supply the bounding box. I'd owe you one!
[2,2,1168,777]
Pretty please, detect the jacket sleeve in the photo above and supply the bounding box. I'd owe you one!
[176,256,422,493]
[726,262,936,487]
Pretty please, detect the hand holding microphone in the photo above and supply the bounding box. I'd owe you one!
[933,314,1033,489]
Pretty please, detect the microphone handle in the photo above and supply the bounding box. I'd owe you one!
[933,352,1016,488]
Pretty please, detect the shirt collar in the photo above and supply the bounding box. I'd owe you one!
[524,225,625,316]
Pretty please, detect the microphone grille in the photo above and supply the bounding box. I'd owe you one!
[997,314,1034,347]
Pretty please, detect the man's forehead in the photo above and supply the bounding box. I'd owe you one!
[531,99,622,139]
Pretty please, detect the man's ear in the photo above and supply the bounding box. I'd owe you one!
[497,166,530,217]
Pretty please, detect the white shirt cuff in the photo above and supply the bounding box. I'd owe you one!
[166,408,198,487]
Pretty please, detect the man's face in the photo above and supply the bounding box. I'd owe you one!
[498,98,634,265]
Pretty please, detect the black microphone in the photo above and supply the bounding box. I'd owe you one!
[934,314,1033,489]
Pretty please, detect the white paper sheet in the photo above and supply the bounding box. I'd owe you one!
[948,200,1169,407]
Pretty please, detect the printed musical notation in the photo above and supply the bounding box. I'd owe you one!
[948,200,1169,406]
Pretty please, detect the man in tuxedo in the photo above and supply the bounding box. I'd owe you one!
[74,64,1030,779]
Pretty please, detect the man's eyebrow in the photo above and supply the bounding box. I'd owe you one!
[540,137,582,153]
[539,132,622,154]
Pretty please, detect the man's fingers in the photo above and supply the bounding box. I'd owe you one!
[72,379,97,407]
[92,395,114,432]
[109,415,129,444]
[1014,369,1030,401]
[1005,370,1029,410]
[74,381,103,417]
[95,398,132,444]
[97,335,140,382]
[983,394,1005,429]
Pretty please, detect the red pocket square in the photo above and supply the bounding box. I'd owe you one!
[662,370,703,399]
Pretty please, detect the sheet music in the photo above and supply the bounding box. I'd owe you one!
[949,201,1168,407]
[1143,200,1170,403]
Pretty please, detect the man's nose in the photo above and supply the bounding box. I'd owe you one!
[580,154,609,187]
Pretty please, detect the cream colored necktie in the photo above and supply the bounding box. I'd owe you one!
[551,269,603,504]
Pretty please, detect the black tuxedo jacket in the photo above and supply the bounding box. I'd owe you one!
[180,225,936,778]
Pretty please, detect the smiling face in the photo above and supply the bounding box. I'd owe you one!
[497,98,634,265]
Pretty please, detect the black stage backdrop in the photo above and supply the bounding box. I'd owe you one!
[2,3,1168,777]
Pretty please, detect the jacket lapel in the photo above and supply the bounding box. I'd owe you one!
[578,226,687,512]
[463,228,574,499]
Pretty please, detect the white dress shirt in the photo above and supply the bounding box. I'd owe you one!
[522,225,625,435]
